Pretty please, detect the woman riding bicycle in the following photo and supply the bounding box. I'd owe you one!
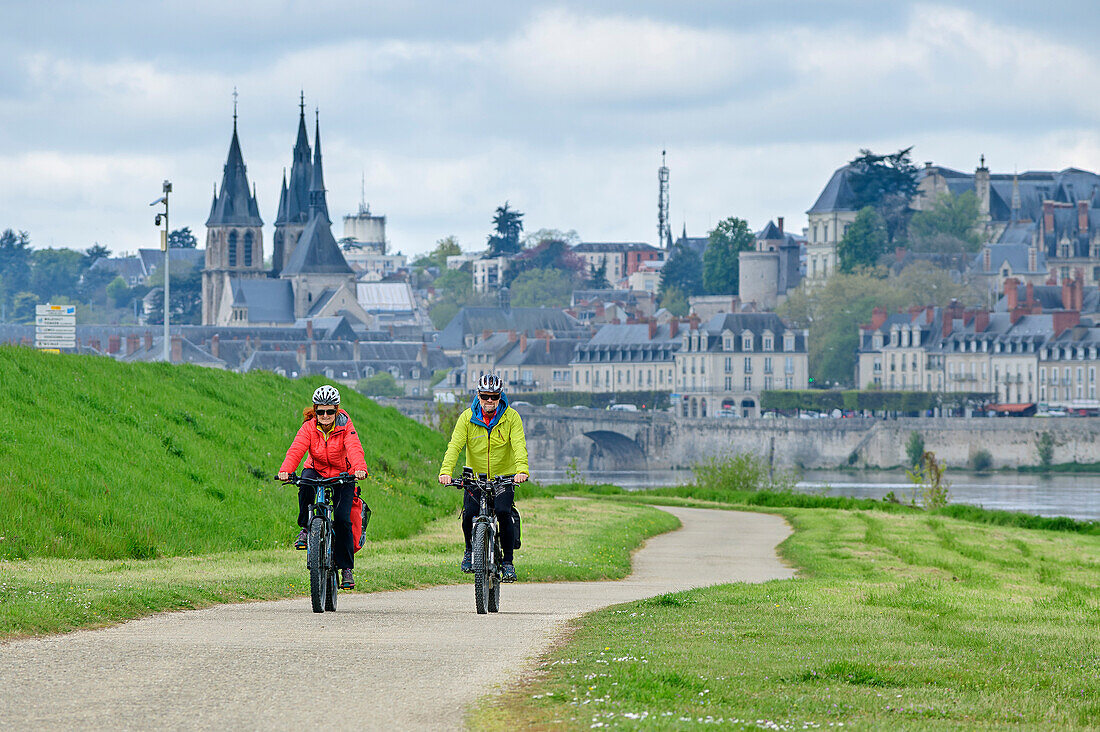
[438,373,528,582]
[278,385,368,589]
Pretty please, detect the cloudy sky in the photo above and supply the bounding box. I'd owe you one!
[3,1,1100,258]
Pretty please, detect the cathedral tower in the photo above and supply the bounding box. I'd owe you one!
[202,105,264,325]
[272,93,313,276]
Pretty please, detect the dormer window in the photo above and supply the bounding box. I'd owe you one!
[742,333,754,351]
[890,329,899,347]
[784,333,795,351]
[723,337,732,350]
[762,332,774,351]
[873,333,883,349]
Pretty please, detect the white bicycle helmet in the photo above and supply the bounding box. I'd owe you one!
[312,384,340,405]
[476,373,504,394]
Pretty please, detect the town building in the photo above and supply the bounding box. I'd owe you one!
[464,332,583,394]
[738,218,803,310]
[571,320,681,393]
[572,242,661,286]
[805,165,857,281]
[673,313,810,418]
[472,256,507,293]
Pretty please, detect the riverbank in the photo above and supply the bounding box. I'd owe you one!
[477,494,1100,729]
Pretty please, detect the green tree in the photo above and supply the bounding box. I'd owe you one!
[588,260,610,289]
[146,262,202,324]
[358,372,404,397]
[106,276,130,308]
[702,217,754,295]
[1037,432,1054,471]
[510,268,574,307]
[848,147,918,245]
[908,191,982,252]
[487,202,524,256]
[522,228,580,248]
[416,235,462,270]
[905,431,925,468]
[83,244,110,267]
[893,261,978,307]
[29,248,85,301]
[0,229,32,312]
[659,243,704,298]
[168,227,197,248]
[507,238,585,286]
[11,291,38,322]
[658,284,689,317]
[837,207,888,272]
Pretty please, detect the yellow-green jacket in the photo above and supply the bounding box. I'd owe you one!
[439,394,529,479]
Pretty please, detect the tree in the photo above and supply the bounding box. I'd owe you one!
[658,284,689,317]
[522,228,580,248]
[847,147,918,245]
[0,229,31,312]
[507,238,585,286]
[837,207,888,272]
[29,248,84,301]
[414,235,462,271]
[11,291,38,322]
[587,260,610,289]
[168,227,197,248]
[510,268,574,307]
[702,217,755,295]
[358,372,404,397]
[83,244,110,267]
[905,431,925,468]
[908,191,981,252]
[146,262,202,324]
[659,243,704,298]
[487,202,524,256]
[106,276,131,308]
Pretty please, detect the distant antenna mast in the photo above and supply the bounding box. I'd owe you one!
[359,172,368,215]
[658,150,671,249]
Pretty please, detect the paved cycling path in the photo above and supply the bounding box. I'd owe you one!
[0,506,793,731]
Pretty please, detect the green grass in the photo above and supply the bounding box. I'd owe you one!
[479,503,1100,730]
[0,345,453,560]
[0,497,679,638]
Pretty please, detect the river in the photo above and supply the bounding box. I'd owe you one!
[535,468,1100,521]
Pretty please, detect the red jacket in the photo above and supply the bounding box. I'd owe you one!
[280,409,369,478]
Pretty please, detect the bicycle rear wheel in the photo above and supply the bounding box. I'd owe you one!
[472,523,490,615]
[308,518,326,613]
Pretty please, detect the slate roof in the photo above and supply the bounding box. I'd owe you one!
[120,336,226,367]
[206,120,263,227]
[90,256,146,282]
[276,102,313,227]
[573,323,682,364]
[807,165,859,214]
[573,242,656,253]
[498,338,586,367]
[701,313,807,352]
[230,279,296,324]
[993,284,1100,314]
[971,245,1048,275]
[138,248,205,276]
[436,307,586,350]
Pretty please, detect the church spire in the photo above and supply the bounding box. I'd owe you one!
[206,98,262,227]
[309,109,330,224]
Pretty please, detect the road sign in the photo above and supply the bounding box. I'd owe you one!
[35,339,76,349]
[36,304,76,316]
[36,315,76,326]
[35,325,77,336]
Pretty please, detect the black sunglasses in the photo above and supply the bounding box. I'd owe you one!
[315,407,338,415]
[478,393,500,401]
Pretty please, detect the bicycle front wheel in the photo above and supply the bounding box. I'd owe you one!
[308,518,327,613]
[472,523,490,615]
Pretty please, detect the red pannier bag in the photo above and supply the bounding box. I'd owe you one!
[350,486,371,553]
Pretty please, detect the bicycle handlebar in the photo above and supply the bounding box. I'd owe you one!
[276,472,356,486]
[451,474,514,494]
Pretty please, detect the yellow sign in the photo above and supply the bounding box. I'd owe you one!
[39,349,61,354]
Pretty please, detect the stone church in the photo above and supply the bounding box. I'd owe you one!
[201,100,371,327]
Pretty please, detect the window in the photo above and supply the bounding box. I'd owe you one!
[744,376,752,391]
[763,336,773,351]
[785,334,795,351]
[725,376,732,390]
[724,357,732,373]
[243,231,253,267]
[785,376,793,389]
[1040,367,1047,384]
[744,357,752,373]
[742,334,753,351]
[785,357,794,374]
[228,231,238,266]
[764,357,773,374]
[764,376,773,390]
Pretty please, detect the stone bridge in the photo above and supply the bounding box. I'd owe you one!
[380,399,1100,471]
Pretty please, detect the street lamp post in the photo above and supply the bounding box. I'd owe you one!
[151,180,172,362]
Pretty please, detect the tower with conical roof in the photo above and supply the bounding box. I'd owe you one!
[280,111,356,318]
[272,93,314,276]
[202,99,265,325]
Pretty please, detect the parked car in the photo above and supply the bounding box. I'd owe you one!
[716,409,741,419]
[544,403,560,409]
[512,400,533,408]
[608,403,638,412]
[572,404,589,410]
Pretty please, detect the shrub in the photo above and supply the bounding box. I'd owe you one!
[905,431,925,468]
[693,452,799,493]
[906,450,950,509]
[357,372,404,397]
[971,449,993,472]
[1037,432,1054,471]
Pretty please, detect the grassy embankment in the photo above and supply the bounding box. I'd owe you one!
[482,487,1099,730]
[0,347,678,638]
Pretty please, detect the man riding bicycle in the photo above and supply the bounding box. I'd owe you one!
[438,373,528,583]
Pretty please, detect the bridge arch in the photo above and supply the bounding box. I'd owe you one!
[581,430,647,470]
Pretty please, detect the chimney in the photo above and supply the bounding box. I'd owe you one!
[108,335,121,354]
[309,339,317,361]
[976,157,990,220]
[669,319,679,338]
[1074,272,1084,312]
[170,335,182,363]
[1078,200,1089,234]
[1028,246,1037,272]
[1052,310,1080,337]
[871,307,887,330]
[942,317,953,337]
[306,319,314,341]
[973,310,990,333]
[777,217,784,234]
[908,305,922,319]
[481,329,491,342]
[144,331,153,351]
[296,344,307,371]
[211,333,220,359]
[419,342,429,367]
[1010,306,1028,325]
[1026,281,1035,306]
[648,319,657,339]
[925,306,935,325]
[1061,279,1072,310]
[519,332,527,351]
[1043,201,1055,238]
[544,335,551,354]
[508,329,517,343]
[1004,277,1019,310]
[90,338,101,352]
[353,339,360,361]
[983,247,991,272]
[126,334,139,355]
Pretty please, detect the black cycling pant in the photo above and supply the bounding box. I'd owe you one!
[298,468,356,569]
[462,483,516,563]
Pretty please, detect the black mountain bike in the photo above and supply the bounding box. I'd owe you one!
[453,467,514,614]
[280,472,355,613]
